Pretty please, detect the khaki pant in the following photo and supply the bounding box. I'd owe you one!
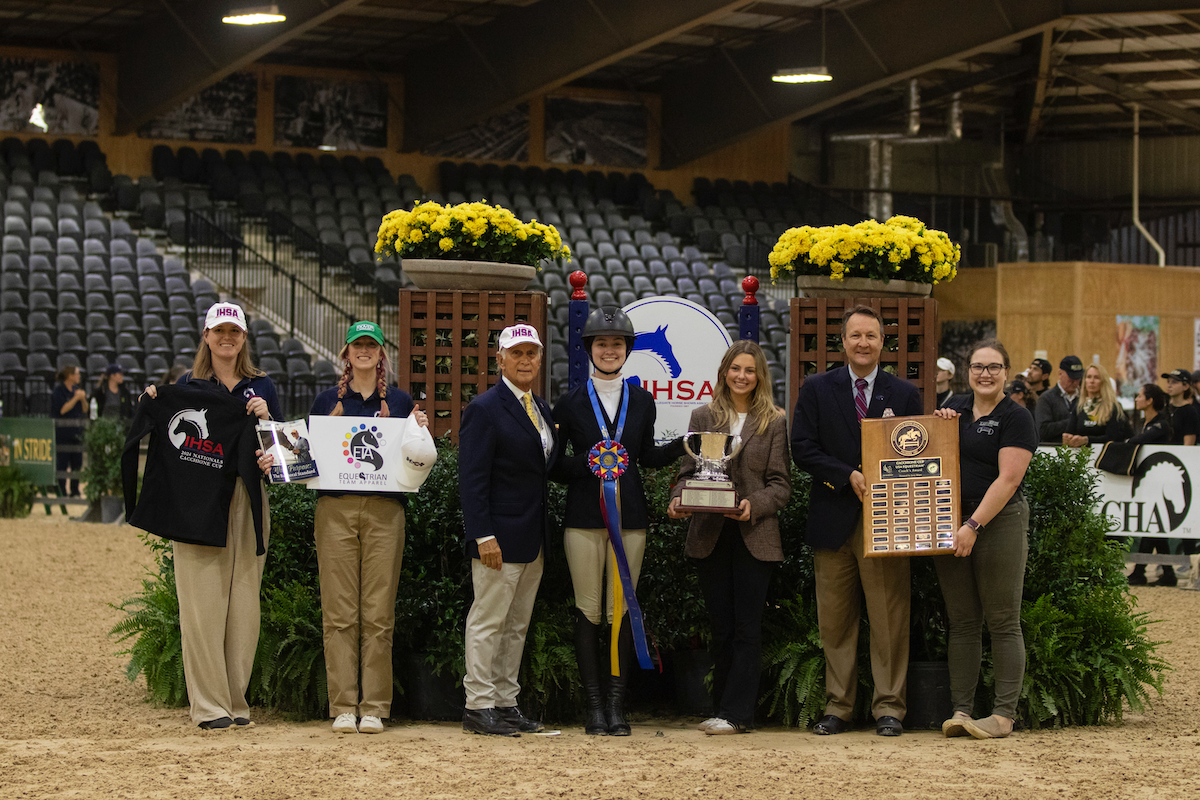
[813,518,910,721]
[174,479,270,725]
[463,551,543,710]
[564,527,646,625]
[314,494,406,719]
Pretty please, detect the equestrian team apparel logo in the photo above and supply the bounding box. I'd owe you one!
[344,423,387,471]
[167,408,227,468]
[622,296,732,440]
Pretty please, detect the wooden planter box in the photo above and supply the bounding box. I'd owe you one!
[396,290,549,443]
[788,298,939,415]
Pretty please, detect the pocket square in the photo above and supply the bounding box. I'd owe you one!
[882,408,895,417]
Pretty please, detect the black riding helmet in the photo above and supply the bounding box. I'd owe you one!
[582,306,636,375]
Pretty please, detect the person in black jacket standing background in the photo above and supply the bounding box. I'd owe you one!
[49,365,87,497]
[551,307,683,736]
[143,302,282,730]
[1034,355,1083,444]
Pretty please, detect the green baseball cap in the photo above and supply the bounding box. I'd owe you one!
[345,321,384,345]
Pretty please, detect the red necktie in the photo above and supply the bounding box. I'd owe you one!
[855,378,869,421]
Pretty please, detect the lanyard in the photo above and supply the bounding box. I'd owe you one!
[586,377,629,446]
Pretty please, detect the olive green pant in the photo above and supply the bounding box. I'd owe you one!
[933,497,1029,720]
[315,494,406,719]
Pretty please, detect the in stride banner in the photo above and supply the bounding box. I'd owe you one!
[0,418,56,485]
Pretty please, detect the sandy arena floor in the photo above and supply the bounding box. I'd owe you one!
[1,512,1198,799]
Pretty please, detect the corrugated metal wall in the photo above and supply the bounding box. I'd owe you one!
[1025,135,1200,200]
[1093,209,1200,266]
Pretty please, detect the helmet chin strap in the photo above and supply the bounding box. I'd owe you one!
[591,355,627,378]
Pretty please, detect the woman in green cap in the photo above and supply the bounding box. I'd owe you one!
[305,321,427,733]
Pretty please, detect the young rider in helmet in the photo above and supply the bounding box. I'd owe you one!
[550,306,685,736]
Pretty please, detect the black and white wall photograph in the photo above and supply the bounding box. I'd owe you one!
[0,57,99,135]
[544,96,647,168]
[138,72,257,143]
[422,103,529,161]
[274,75,387,150]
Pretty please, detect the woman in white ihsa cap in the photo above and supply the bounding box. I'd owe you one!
[145,301,283,730]
[301,321,428,734]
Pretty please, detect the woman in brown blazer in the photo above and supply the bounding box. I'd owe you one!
[668,340,792,734]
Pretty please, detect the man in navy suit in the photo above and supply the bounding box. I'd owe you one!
[459,324,559,736]
[792,305,924,737]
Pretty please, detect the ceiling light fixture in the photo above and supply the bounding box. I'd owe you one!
[222,4,286,25]
[773,6,833,84]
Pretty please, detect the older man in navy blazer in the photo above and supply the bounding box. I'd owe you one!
[792,305,924,737]
[459,324,559,737]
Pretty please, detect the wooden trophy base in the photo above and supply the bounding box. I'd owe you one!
[677,479,739,513]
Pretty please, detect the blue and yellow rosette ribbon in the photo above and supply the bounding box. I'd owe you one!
[586,379,654,675]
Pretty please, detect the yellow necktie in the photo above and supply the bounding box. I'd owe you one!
[522,393,542,433]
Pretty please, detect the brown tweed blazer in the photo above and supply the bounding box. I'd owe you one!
[671,404,792,562]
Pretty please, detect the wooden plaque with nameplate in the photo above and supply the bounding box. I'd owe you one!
[860,414,961,558]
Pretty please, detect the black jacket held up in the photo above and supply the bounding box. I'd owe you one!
[121,383,267,554]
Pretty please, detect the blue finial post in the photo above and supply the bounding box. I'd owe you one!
[567,270,590,390]
[738,275,760,342]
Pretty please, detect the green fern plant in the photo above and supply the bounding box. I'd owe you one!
[251,579,327,719]
[109,562,187,707]
[762,596,825,727]
[0,465,35,518]
[519,599,582,722]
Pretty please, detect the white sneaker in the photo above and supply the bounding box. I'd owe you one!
[358,715,384,734]
[697,717,722,731]
[332,713,358,733]
[704,718,745,735]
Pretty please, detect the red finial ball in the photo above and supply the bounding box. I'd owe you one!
[741,275,759,306]
[569,270,588,300]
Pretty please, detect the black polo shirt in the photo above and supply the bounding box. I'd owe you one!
[1166,402,1199,445]
[945,393,1038,503]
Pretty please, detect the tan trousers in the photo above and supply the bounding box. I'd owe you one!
[812,518,910,721]
[462,551,543,710]
[563,527,646,625]
[174,479,270,725]
[314,494,406,719]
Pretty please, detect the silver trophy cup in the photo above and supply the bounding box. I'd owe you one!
[677,431,744,512]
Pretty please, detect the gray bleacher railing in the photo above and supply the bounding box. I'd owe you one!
[181,207,397,358]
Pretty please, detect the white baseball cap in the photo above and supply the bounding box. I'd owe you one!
[936,357,955,377]
[204,302,248,331]
[395,420,438,492]
[498,324,542,351]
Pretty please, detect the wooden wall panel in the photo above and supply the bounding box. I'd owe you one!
[996,261,1200,377]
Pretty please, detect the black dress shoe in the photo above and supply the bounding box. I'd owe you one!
[876,715,903,736]
[198,716,233,730]
[812,714,850,735]
[462,708,520,737]
[497,705,544,733]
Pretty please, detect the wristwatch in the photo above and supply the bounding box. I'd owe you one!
[964,517,981,531]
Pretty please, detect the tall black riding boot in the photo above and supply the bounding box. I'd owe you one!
[574,609,608,735]
[606,615,633,736]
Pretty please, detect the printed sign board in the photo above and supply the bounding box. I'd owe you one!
[622,296,732,441]
[309,416,413,492]
[0,418,56,485]
[1081,444,1200,540]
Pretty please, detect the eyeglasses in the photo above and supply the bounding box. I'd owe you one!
[969,363,1005,376]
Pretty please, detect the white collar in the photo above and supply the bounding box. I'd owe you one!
[502,376,535,401]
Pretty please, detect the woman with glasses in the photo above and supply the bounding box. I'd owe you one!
[933,340,1037,740]
[1062,364,1130,448]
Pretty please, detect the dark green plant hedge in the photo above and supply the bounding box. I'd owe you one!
[80,418,124,501]
[113,440,1166,728]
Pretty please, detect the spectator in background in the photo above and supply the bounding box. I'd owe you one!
[935,357,956,408]
[1026,358,1052,398]
[1163,369,1199,446]
[1127,384,1176,587]
[1190,371,1200,410]
[161,364,188,386]
[1063,364,1130,447]
[91,364,133,423]
[1007,378,1036,415]
[49,365,87,497]
[1034,356,1083,444]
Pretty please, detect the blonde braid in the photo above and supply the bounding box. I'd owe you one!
[376,359,390,417]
